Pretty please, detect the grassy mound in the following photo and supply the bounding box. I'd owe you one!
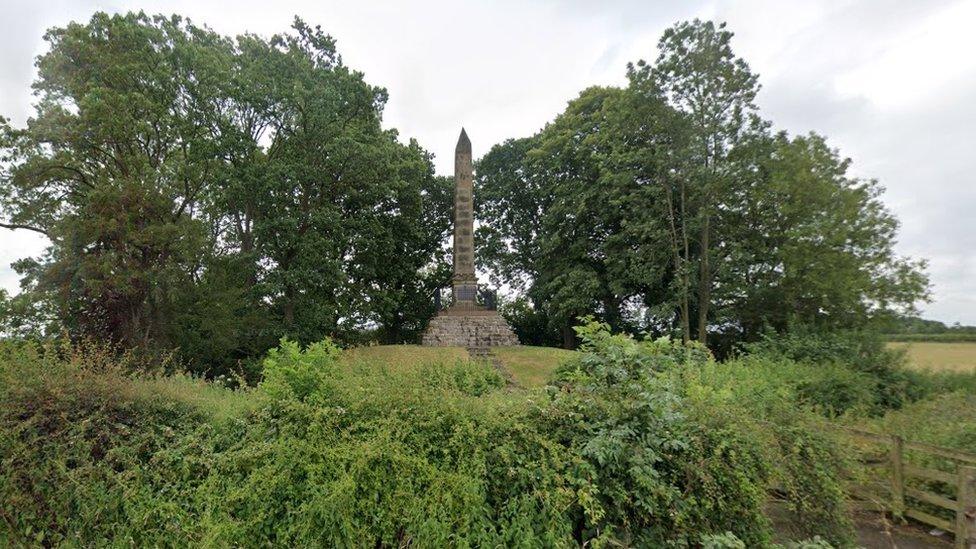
[340,344,470,372]
[491,345,577,387]
[339,344,576,388]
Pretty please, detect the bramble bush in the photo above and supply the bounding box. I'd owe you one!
[0,328,855,547]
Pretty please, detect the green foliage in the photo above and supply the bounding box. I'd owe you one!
[744,327,929,413]
[423,359,505,396]
[873,392,976,454]
[0,325,860,546]
[538,320,854,546]
[498,295,563,347]
[782,538,835,549]
[677,357,856,546]
[881,315,976,336]
[259,338,341,403]
[476,20,928,354]
[0,12,450,376]
[885,332,976,343]
[793,364,877,417]
[701,532,747,548]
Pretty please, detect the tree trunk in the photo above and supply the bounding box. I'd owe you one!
[562,323,576,349]
[680,181,691,343]
[697,213,710,346]
[603,296,622,332]
[283,286,295,328]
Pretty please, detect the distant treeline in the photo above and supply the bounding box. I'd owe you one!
[882,316,976,342]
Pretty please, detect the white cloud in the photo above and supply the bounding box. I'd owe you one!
[833,0,976,110]
[1,0,974,324]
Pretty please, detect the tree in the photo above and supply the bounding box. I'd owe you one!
[630,19,762,345]
[0,13,225,348]
[478,87,688,347]
[478,20,928,351]
[726,132,929,337]
[0,13,451,374]
[476,136,547,292]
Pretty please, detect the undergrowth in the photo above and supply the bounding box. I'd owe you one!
[0,327,857,547]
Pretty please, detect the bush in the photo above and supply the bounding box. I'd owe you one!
[794,363,877,417]
[744,327,929,413]
[541,320,854,546]
[874,392,976,454]
[0,332,856,546]
[259,337,341,403]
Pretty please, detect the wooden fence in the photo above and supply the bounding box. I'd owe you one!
[842,427,976,549]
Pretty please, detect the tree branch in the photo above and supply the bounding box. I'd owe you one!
[0,222,49,237]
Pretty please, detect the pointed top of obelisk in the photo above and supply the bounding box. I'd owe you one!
[456,127,471,155]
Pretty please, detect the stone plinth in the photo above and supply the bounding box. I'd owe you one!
[422,308,519,347]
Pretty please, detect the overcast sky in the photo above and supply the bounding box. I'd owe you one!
[1,0,975,324]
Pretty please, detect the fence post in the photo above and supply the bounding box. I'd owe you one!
[957,465,976,549]
[890,435,905,516]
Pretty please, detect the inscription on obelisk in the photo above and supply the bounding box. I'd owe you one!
[452,128,478,306]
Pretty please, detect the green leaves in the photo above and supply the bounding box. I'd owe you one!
[259,338,340,403]
[477,19,928,353]
[0,13,451,371]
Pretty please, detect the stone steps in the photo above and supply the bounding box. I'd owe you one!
[466,346,518,388]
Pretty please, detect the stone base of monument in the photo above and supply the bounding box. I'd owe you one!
[421,307,519,347]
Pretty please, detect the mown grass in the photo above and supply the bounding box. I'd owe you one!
[339,344,470,374]
[491,345,577,387]
[340,344,575,389]
[888,341,976,372]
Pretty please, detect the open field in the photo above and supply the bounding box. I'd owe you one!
[889,341,976,372]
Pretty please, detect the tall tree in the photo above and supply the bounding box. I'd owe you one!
[0,13,226,347]
[728,132,929,336]
[477,19,928,351]
[630,19,762,344]
[478,87,687,346]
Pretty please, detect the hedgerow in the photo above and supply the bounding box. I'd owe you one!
[0,327,855,547]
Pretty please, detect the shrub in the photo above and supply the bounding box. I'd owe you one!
[794,363,877,417]
[542,320,854,546]
[259,337,341,403]
[0,333,856,546]
[744,327,929,413]
[874,392,976,454]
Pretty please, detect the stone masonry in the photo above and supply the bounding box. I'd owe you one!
[452,128,478,305]
[421,128,518,348]
[422,310,519,347]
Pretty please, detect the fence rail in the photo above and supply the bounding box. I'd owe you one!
[841,427,976,548]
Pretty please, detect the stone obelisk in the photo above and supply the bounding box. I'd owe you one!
[452,128,478,307]
[421,128,518,347]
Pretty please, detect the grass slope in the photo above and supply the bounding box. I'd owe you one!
[340,344,576,388]
[491,345,577,387]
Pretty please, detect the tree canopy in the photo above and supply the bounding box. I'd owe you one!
[0,12,451,375]
[1,14,929,366]
[477,19,928,351]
